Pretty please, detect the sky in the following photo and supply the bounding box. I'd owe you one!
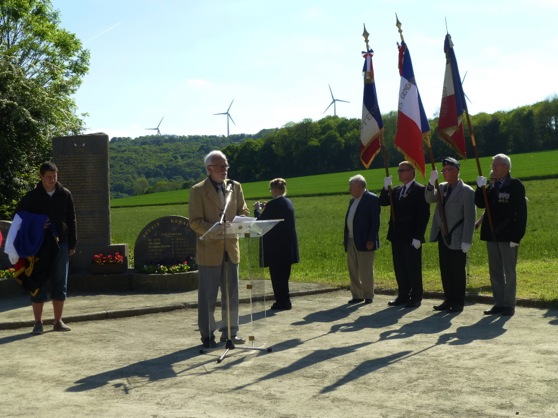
[50,0,558,139]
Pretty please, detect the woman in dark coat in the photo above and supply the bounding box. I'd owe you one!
[254,178,299,310]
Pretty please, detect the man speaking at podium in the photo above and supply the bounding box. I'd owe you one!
[189,150,250,348]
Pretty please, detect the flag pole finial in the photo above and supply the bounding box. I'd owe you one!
[362,23,370,51]
[395,13,405,43]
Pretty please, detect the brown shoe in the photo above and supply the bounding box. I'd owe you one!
[53,320,71,332]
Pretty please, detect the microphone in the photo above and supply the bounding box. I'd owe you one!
[225,180,233,193]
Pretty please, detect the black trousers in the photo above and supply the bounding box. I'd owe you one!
[437,240,467,307]
[269,264,292,307]
[391,240,423,302]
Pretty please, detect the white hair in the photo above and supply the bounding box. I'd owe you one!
[493,153,511,171]
[349,174,367,188]
[204,150,227,174]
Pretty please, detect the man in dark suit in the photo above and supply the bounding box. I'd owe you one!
[475,154,527,316]
[254,178,299,310]
[380,161,430,308]
[425,157,476,313]
[343,174,380,304]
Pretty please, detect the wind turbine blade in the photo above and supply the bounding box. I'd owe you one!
[328,84,334,99]
[228,114,236,125]
[227,99,234,112]
[337,99,350,104]
[323,101,334,114]
[157,117,164,128]
[214,112,227,116]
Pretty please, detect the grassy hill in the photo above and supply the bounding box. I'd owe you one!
[110,150,558,305]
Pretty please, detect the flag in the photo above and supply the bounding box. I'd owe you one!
[360,48,383,169]
[438,34,467,158]
[395,41,429,177]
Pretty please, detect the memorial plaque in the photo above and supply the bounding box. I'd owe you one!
[0,220,11,269]
[134,216,197,270]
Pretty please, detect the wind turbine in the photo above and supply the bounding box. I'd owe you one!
[146,117,164,135]
[323,84,349,116]
[214,99,236,136]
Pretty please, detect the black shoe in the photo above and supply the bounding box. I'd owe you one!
[201,335,217,348]
[447,305,463,313]
[271,303,292,310]
[483,306,504,315]
[501,307,515,316]
[388,299,406,306]
[404,300,421,308]
[220,335,245,344]
[433,302,450,311]
[348,298,364,304]
[364,298,373,304]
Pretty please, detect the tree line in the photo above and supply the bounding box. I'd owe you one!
[106,96,558,196]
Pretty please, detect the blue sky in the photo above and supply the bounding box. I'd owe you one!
[51,0,558,139]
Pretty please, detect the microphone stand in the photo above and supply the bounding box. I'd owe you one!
[201,180,273,363]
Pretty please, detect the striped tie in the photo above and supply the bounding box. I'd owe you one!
[218,185,225,207]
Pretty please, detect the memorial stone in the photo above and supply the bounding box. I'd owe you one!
[52,134,128,273]
[134,215,197,270]
[0,220,11,269]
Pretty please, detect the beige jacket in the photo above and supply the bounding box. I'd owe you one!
[188,178,249,266]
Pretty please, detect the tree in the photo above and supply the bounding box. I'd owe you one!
[0,0,89,218]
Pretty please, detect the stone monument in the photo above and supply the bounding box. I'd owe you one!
[52,134,127,273]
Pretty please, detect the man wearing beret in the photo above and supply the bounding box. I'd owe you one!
[425,157,476,313]
[475,154,527,316]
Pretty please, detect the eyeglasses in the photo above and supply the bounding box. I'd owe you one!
[209,164,230,169]
[397,168,412,173]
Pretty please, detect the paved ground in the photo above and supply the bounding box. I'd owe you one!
[1,281,557,417]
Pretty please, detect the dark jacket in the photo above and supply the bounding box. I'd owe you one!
[16,181,77,250]
[256,196,299,267]
[475,175,527,243]
[379,181,430,243]
[344,190,380,252]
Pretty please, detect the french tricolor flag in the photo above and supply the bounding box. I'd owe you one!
[395,41,429,177]
[360,48,383,169]
[438,34,467,158]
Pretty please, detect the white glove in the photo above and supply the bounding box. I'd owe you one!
[461,243,472,253]
[477,176,487,188]
[510,242,519,248]
[429,170,438,186]
[8,253,19,265]
[383,176,392,190]
[411,239,421,249]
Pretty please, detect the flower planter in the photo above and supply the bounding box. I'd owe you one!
[132,270,198,292]
[90,263,127,275]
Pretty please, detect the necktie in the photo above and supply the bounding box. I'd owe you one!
[446,185,452,200]
[399,186,406,200]
[218,186,225,207]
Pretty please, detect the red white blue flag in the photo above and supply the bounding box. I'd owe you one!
[360,48,383,169]
[438,34,467,158]
[395,41,429,177]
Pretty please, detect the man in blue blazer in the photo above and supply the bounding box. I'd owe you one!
[343,174,380,304]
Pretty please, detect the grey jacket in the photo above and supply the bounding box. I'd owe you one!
[425,179,476,250]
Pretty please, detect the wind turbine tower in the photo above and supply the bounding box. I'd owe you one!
[323,85,349,116]
[214,99,236,136]
[146,117,164,135]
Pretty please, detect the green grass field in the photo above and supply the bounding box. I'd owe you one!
[110,150,558,306]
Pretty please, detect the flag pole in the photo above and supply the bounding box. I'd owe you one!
[464,110,495,236]
[363,24,395,221]
[396,14,449,241]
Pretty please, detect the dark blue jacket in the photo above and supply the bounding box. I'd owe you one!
[256,196,299,267]
[344,190,380,252]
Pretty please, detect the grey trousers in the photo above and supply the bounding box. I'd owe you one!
[487,241,519,308]
[347,238,375,300]
[197,262,240,339]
